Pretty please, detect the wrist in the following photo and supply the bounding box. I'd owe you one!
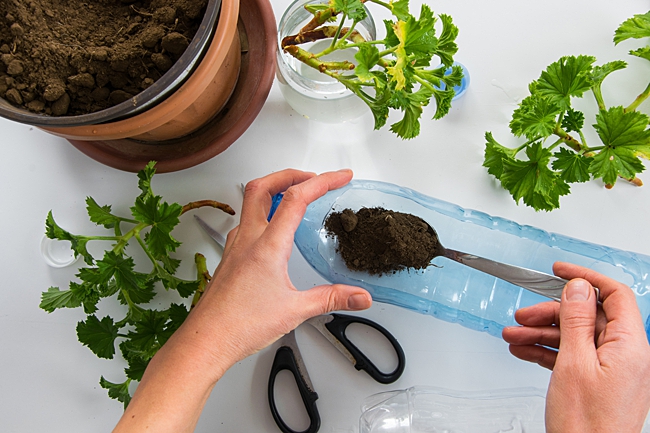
[168,307,244,384]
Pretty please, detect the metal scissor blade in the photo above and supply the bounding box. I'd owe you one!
[194,215,226,248]
[306,315,356,365]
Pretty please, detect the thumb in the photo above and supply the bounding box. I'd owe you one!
[558,278,598,358]
[298,284,372,319]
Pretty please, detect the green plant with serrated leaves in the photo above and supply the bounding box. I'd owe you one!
[40,161,233,407]
[282,0,461,139]
[484,11,650,211]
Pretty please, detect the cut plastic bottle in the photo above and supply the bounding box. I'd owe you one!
[293,180,650,339]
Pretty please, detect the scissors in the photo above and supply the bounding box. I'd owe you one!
[268,314,405,433]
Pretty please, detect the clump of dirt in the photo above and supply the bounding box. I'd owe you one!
[0,0,208,116]
[324,207,439,275]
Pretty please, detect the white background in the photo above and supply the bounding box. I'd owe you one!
[1,0,649,431]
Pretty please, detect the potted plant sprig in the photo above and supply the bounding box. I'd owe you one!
[278,0,463,139]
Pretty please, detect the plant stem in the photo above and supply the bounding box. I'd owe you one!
[113,222,147,254]
[413,74,435,93]
[547,138,565,152]
[181,200,235,216]
[284,45,352,74]
[553,125,583,152]
[591,86,606,111]
[513,137,539,155]
[366,0,391,9]
[191,253,211,309]
[135,232,161,270]
[301,8,337,33]
[378,46,398,58]
[329,15,347,50]
[625,81,650,112]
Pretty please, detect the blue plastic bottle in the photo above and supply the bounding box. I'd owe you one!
[293,180,650,339]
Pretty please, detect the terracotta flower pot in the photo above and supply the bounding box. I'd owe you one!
[0,0,276,173]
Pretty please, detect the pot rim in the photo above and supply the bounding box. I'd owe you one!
[0,0,223,127]
[39,0,240,140]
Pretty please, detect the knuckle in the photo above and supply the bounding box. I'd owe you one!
[281,185,308,207]
[321,287,340,312]
[244,179,264,197]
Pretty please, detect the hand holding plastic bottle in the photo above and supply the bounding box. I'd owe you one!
[503,262,650,432]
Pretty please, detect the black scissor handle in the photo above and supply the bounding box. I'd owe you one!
[324,313,406,384]
[268,346,321,433]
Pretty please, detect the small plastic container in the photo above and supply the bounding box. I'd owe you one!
[41,236,79,268]
[359,386,546,433]
[293,180,650,339]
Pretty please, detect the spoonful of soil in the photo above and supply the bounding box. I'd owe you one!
[325,207,571,301]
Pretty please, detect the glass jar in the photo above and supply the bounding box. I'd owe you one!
[276,0,376,123]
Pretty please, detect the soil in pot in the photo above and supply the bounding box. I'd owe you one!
[325,207,439,275]
[0,0,207,116]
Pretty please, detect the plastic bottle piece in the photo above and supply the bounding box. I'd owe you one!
[41,235,79,268]
[293,180,650,339]
[359,386,547,433]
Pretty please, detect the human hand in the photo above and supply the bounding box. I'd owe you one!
[183,168,372,375]
[502,262,650,432]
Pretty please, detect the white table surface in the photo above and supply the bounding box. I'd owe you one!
[1,0,649,431]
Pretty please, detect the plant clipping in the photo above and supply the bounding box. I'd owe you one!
[484,11,650,211]
[282,0,462,139]
[40,162,234,407]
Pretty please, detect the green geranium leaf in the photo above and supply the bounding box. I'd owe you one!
[500,142,570,211]
[510,94,561,140]
[389,87,432,139]
[535,55,596,111]
[45,212,94,265]
[77,315,119,359]
[436,13,458,67]
[100,376,132,409]
[137,161,157,201]
[389,0,410,21]
[131,195,183,258]
[483,132,517,179]
[333,0,366,22]
[591,147,645,186]
[40,287,82,313]
[561,108,585,133]
[630,46,650,62]
[552,148,593,183]
[354,44,380,82]
[86,197,121,229]
[614,11,650,44]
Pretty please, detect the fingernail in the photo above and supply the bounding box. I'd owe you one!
[337,168,352,173]
[347,293,369,310]
[565,279,591,301]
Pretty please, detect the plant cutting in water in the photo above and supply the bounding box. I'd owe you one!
[484,10,650,211]
[39,161,234,407]
[281,0,462,139]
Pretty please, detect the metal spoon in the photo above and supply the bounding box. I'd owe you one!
[426,223,571,302]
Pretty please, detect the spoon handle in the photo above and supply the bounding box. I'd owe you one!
[443,249,567,302]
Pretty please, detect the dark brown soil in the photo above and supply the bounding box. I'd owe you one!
[325,207,440,275]
[0,0,207,116]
